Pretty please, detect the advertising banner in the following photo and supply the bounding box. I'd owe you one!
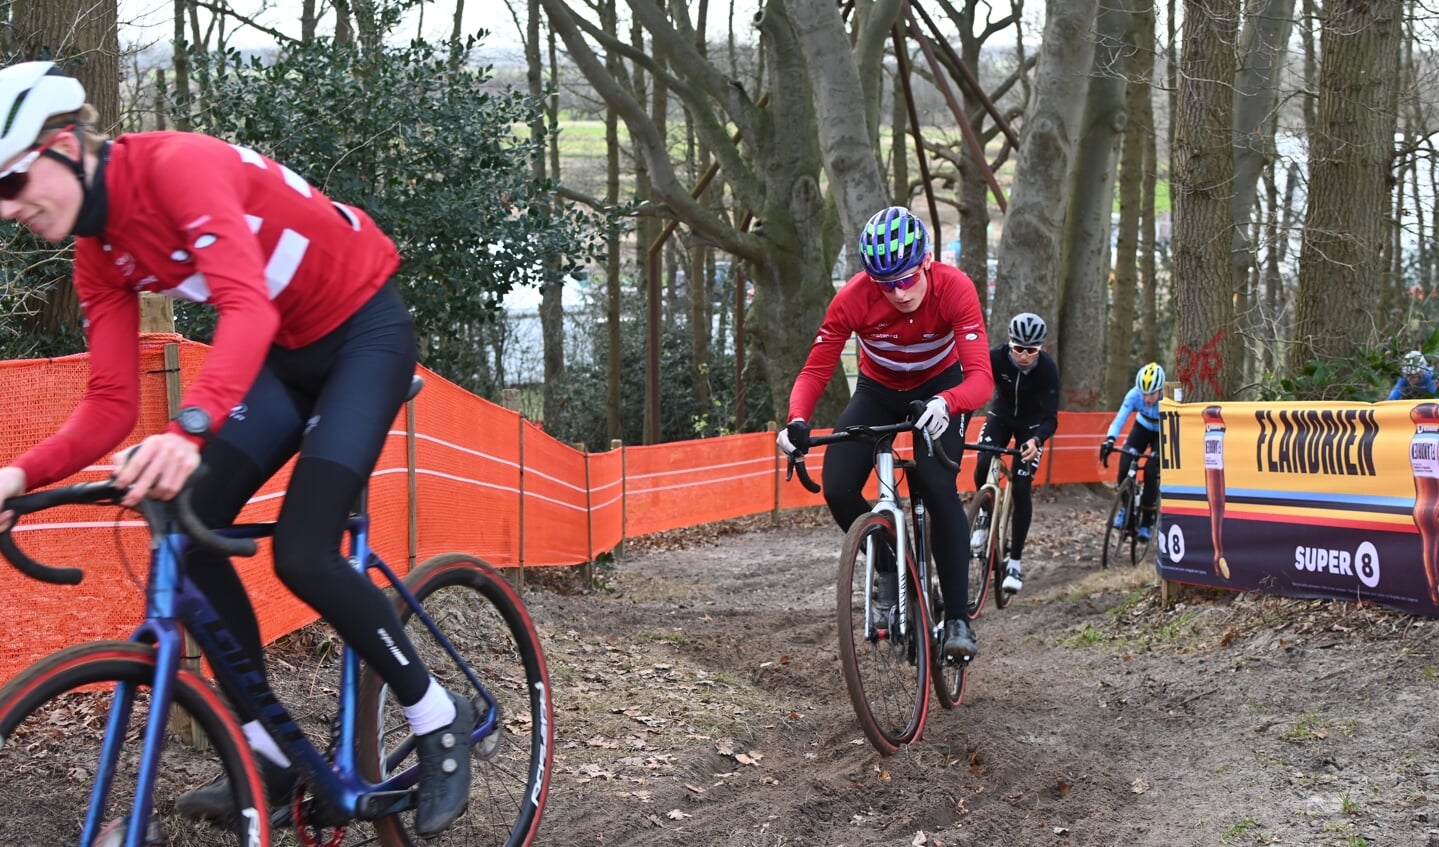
[1158,399,1439,617]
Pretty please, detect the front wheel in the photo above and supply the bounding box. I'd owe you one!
[359,554,554,847]
[1102,480,1137,570]
[963,489,996,618]
[992,489,1017,610]
[0,641,268,847]
[836,513,931,755]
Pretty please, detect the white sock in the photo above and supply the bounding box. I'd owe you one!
[242,720,292,768]
[1008,559,1022,572]
[403,678,457,735]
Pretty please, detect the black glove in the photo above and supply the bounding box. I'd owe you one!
[782,419,812,456]
[1099,436,1115,467]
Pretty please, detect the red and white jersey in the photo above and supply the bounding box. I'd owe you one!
[787,262,993,422]
[13,131,401,489]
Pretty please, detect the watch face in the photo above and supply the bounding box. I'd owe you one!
[178,407,210,436]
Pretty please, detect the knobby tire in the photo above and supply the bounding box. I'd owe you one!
[963,489,996,618]
[1103,479,1137,569]
[0,641,268,847]
[836,513,931,755]
[358,553,554,847]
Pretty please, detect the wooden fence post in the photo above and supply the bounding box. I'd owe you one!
[612,439,626,559]
[768,421,780,525]
[163,342,207,751]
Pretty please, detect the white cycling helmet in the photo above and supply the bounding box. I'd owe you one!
[0,61,85,169]
[1008,312,1047,346]
[1402,350,1430,377]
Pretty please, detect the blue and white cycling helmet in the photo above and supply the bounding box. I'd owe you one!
[858,206,929,282]
[1135,362,1166,393]
[1402,350,1430,377]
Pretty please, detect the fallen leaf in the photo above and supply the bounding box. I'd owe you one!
[1131,777,1151,794]
[666,809,691,820]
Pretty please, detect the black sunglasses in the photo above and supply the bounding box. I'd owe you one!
[0,130,67,201]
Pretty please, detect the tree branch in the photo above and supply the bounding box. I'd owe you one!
[189,0,302,46]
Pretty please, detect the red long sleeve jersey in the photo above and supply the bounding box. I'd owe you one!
[12,132,401,489]
[787,262,993,423]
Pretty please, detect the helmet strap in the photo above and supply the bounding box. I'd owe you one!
[69,138,111,238]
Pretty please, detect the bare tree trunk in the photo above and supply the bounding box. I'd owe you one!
[1059,0,1134,411]
[1230,0,1295,398]
[1106,1,1154,407]
[1289,0,1402,394]
[788,0,892,249]
[603,0,623,443]
[527,0,566,423]
[10,0,119,340]
[1141,79,1159,365]
[993,0,1100,383]
[1172,0,1238,403]
[891,65,909,206]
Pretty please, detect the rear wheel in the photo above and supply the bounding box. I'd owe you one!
[359,554,553,847]
[0,641,267,847]
[963,489,996,618]
[929,565,969,710]
[1102,480,1137,570]
[836,513,931,754]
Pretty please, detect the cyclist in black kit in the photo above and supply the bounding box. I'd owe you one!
[971,313,1059,597]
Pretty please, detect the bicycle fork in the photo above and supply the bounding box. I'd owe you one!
[867,450,911,641]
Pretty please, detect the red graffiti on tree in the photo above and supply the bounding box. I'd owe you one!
[1177,330,1225,398]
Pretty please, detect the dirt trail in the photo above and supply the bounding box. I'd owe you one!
[526,487,1439,847]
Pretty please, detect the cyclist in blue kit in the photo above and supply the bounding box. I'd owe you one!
[1101,362,1165,542]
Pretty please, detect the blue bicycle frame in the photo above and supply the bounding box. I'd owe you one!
[85,507,501,847]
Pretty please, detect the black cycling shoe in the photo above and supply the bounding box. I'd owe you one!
[176,757,298,824]
[942,619,979,662]
[414,691,477,837]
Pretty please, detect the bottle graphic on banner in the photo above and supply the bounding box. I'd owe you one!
[1410,403,1439,605]
[1202,405,1229,579]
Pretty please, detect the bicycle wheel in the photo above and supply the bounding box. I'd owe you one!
[836,512,931,754]
[928,555,969,710]
[1131,504,1153,566]
[0,641,268,846]
[992,490,1017,610]
[359,553,553,847]
[1102,480,1137,570]
[963,489,996,618]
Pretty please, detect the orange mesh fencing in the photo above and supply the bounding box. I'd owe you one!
[0,337,1118,684]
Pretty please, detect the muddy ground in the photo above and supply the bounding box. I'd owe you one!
[525,486,1439,847]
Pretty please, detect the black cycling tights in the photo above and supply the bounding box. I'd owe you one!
[821,370,971,623]
[184,282,430,713]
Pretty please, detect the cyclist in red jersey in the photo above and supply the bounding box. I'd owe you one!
[776,206,993,660]
[0,61,471,835]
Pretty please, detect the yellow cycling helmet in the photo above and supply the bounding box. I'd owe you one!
[1135,362,1165,393]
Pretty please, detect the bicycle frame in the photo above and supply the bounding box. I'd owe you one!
[86,508,503,845]
[862,436,926,643]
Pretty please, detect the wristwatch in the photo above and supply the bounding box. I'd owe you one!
[173,406,212,440]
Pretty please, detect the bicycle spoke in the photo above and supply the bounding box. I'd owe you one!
[0,644,263,847]
[836,514,930,754]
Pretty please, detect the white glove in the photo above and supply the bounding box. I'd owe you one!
[915,397,950,440]
[776,418,809,457]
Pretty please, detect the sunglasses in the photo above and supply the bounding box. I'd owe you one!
[1010,343,1040,355]
[0,129,67,201]
[873,266,924,291]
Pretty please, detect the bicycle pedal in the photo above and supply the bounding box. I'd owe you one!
[94,816,165,847]
[474,727,503,759]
